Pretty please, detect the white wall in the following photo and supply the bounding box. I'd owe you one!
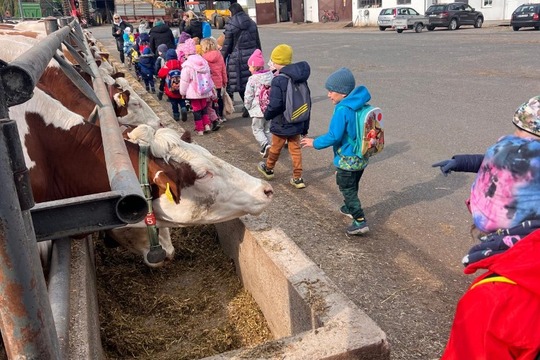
[305,0,320,22]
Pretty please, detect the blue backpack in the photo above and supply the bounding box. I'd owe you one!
[202,21,211,39]
[346,105,385,159]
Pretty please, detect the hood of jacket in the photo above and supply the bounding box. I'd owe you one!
[338,85,372,112]
[465,229,540,297]
[182,54,210,73]
[229,11,253,31]
[255,70,274,86]
[150,24,171,35]
[202,49,222,66]
[280,61,310,83]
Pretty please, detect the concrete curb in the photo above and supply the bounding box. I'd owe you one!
[208,217,390,359]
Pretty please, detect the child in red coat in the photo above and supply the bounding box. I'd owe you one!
[157,49,187,121]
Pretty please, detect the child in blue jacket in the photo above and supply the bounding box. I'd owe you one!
[301,67,371,235]
[138,47,155,93]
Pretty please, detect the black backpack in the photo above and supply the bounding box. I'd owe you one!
[279,73,311,123]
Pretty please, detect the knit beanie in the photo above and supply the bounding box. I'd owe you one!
[248,49,264,67]
[183,38,196,56]
[270,44,292,66]
[513,95,540,137]
[155,19,165,26]
[165,48,177,60]
[325,67,356,95]
[124,27,131,34]
[143,47,151,55]
[157,44,168,55]
[179,31,191,44]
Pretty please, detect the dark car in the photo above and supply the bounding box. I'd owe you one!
[511,3,540,31]
[425,2,484,30]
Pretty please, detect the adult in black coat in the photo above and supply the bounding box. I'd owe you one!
[112,14,132,63]
[183,10,204,40]
[220,3,261,103]
[149,18,176,55]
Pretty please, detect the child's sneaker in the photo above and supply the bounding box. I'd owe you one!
[157,91,163,100]
[173,113,180,121]
[196,130,204,136]
[204,124,211,133]
[339,205,353,219]
[220,116,227,123]
[151,88,156,94]
[346,218,369,235]
[257,162,274,180]
[290,177,306,189]
[259,143,270,158]
[211,121,221,131]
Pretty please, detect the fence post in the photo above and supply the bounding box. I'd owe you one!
[0,119,60,359]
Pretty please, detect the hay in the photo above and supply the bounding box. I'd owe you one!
[96,225,272,359]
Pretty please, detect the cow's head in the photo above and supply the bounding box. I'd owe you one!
[129,126,274,226]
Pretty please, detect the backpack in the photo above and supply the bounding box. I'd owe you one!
[347,105,384,159]
[166,69,181,93]
[195,69,214,96]
[258,84,271,114]
[279,74,311,123]
[202,21,212,39]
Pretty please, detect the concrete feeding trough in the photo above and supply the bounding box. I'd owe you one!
[207,217,390,360]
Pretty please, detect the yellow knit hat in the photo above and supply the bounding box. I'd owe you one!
[270,44,293,66]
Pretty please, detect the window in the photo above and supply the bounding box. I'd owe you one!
[483,0,492,7]
[397,0,412,5]
[359,0,382,8]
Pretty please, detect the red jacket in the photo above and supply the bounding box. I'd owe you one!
[158,59,182,99]
[202,49,227,89]
[441,229,540,360]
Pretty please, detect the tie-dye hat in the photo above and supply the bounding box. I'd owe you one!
[513,95,540,137]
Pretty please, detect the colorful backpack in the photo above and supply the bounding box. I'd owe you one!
[258,84,271,114]
[347,105,384,159]
[166,69,182,93]
[195,69,214,96]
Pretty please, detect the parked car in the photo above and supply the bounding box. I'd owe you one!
[377,7,422,31]
[425,2,484,30]
[511,3,540,31]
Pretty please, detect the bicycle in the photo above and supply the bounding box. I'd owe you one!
[321,9,339,23]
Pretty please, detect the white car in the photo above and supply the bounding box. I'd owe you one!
[377,7,423,31]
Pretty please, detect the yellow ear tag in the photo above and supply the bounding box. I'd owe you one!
[119,94,126,107]
[165,183,174,203]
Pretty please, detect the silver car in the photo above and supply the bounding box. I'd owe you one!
[377,7,422,31]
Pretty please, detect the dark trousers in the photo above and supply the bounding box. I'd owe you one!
[159,78,165,93]
[169,97,186,115]
[336,167,366,220]
[116,39,125,63]
[215,88,224,117]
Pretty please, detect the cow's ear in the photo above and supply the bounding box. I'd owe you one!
[180,131,192,143]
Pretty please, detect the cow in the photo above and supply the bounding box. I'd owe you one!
[4,35,274,266]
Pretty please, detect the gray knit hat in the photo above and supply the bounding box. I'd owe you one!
[325,67,356,95]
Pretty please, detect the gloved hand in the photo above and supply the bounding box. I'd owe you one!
[462,235,521,266]
[432,159,457,176]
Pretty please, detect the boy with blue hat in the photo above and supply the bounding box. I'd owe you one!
[301,67,372,235]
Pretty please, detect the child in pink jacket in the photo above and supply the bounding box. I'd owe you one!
[179,38,218,135]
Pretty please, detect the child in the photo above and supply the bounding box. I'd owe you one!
[201,37,228,123]
[157,49,186,122]
[301,67,371,235]
[244,49,273,157]
[433,95,540,242]
[257,44,311,189]
[139,47,156,93]
[122,27,135,68]
[154,44,168,100]
[179,38,215,135]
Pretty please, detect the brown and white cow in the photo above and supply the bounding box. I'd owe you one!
[7,58,273,267]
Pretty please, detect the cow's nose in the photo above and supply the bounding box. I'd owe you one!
[263,183,274,198]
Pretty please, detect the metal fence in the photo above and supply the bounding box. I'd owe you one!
[0,17,147,359]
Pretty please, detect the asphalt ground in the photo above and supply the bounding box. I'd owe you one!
[90,23,540,359]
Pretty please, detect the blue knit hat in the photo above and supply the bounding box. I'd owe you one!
[325,67,356,95]
[165,48,177,60]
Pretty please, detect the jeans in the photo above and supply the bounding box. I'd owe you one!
[336,167,366,220]
[169,97,186,115]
